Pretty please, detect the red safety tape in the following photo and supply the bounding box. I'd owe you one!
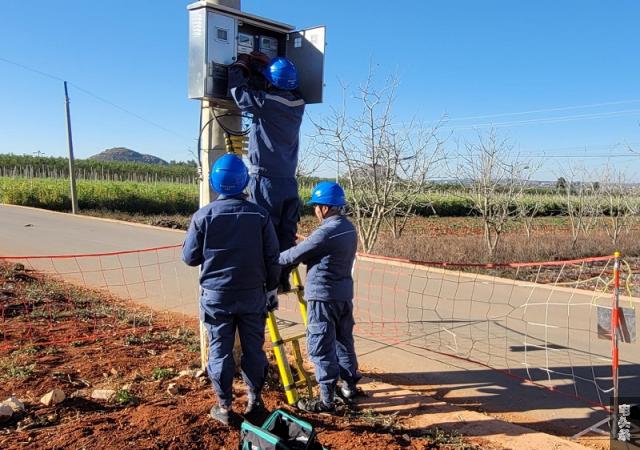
[0,236,622,412]
[356,251,613,269]
[0,244,182,260]
[1,233,614,268]
[296,233,614,268]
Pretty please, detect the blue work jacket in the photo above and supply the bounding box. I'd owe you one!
[182,195,280,299]
[279,215,357,302]
[229,66,305,179]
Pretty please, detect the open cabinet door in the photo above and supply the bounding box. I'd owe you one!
[286,26,326,104]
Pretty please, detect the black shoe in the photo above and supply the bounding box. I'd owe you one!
[297,398,335,415]
[210,405,230,425]
[244,398,266,416]
[338,385,367,401]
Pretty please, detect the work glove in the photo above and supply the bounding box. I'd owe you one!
[231,53,251,73]
[249,51,270,66]
[266,289,279,312]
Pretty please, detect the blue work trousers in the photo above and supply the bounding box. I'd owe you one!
[306,300,361,404]
[248,175,300,283]
[201,291,268,409]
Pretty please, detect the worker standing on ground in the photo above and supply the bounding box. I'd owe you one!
[229,51,305,293]
[279,181,363,413]
[182,154,280,425]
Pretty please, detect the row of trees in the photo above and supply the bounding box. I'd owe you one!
[307,67,639,255]
[458,138,637,255]
[0,154,199,183]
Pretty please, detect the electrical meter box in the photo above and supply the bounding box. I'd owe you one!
[188,1,326,105]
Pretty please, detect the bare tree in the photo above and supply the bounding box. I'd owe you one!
[311,69,445,252]
[456,130,535,256]
[561,167,602,249]
[296,140,327,182]
[600,168,632,246]
[382,194,438,239]
[516,195,544,240]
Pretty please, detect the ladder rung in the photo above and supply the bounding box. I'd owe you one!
[282,333,306,343]
[295,378,315,388]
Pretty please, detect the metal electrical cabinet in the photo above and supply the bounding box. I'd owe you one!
[188,1,326,105]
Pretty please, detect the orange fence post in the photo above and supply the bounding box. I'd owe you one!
[611,251,621,439]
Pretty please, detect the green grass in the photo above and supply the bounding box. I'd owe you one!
[151,367,174,380]
[10,346,39,357]
[0,177,198,215]
[114,389,137,405]
[3,176,638,218]
[0,359,36,380]
[357,409,400,432]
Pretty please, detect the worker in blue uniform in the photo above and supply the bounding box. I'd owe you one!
[279,181,363,413]
[229,52,305,293]
[182,154,280,425]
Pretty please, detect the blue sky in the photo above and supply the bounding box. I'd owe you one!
[1,0,639,180]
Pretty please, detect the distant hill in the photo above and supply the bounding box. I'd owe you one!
[89,147,168,165]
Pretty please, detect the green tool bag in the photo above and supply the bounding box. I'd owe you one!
[240,409,326,450]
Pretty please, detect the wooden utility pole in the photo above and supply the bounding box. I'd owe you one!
[63,81,79,214]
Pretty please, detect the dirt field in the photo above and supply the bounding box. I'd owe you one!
[0,262,482,450]
[81,210,640,265]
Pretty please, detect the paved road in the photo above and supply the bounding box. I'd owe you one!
[2,204,639,439]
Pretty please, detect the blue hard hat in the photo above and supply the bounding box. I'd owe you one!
[210,153,249,196]
[262,57,298,90]
[307,181,346,207]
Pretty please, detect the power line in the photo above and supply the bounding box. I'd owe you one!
[3,55,638,151]
[526,153,637,159]
[445,99,640,122]
[444,109,640,131]
[68,83,191,141]
[521,142,640,153]
[0,55,192,143]
[0,56,65,83]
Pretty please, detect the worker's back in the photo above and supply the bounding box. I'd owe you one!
[280,215,357,302]
[247,88,305,178]
[182,196,280,300]
[229,66,305,178]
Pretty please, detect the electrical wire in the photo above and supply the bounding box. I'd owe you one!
[0,55,191,142]
[0,56,65,83]
[68,83,192,141]
[443,109,640,131]
[445,99,640,122]
[196,106,205,172]
[213,111,252,136]
[524,154,637,159]
[197,108,215,175]
[3,54,637,163]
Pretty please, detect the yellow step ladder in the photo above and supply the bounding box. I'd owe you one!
[266,267,315,405]
[225,133,249,156]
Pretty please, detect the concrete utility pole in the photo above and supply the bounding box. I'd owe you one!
[198,0,242,205]
[198,0,242,370]
[199,104,242,204]
[63,81,79,214]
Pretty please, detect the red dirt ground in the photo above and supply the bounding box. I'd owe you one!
[0,263,478,449]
